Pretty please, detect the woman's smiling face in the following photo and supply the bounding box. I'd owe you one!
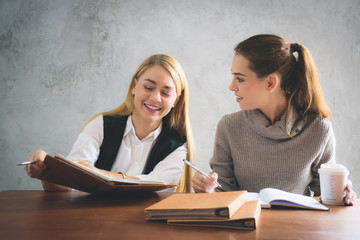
[229,54,268,111]
[131,65,178,125]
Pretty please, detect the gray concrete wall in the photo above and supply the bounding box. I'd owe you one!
[1,0,359,194]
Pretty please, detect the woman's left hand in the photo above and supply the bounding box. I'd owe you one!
[73,159,97,170]
[344,180,357,206]
[72,159,125,179]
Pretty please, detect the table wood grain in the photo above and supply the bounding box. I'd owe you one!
[0,190,359,240]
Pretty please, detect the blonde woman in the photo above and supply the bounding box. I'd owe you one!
[192,34,356,205]
[25,54,193,192]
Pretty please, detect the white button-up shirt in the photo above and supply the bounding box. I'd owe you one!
[66,115,187,184]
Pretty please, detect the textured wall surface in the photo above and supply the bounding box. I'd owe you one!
[1,0,359,194]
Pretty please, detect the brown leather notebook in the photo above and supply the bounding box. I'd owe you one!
[144,190,248,220]
[167,200,261,230]
[41,155,176,194]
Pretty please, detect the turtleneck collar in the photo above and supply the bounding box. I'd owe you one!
[244,106,306,139]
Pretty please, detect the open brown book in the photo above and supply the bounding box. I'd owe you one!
[145,191,248,220]
[167,200,261,230]
[40,154,176,194]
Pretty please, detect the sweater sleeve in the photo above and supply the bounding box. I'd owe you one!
[210,116,239,191]
[308,121,336,196]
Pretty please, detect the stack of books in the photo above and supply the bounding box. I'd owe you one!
[144,187,330,230]
[144,191,261,230]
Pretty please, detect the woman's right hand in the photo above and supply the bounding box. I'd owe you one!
[24,150,48,179]
[192,171,218,193]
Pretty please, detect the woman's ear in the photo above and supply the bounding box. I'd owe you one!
[131,81,137,95]
[265,73,280,93]
[172,95,180,108]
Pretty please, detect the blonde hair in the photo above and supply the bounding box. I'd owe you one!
[87,54,193,192]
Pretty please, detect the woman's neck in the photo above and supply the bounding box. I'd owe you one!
[260,92,288,125]
[130,114,161,140]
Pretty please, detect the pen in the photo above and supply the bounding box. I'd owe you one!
[17,161,36,166]
[183,159,223,188]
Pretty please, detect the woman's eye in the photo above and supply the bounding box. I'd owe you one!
[162,91,171,97]
[236,77,244,83]
[144,86,153,91]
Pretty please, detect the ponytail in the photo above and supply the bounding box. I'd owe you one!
[288,43,331,119]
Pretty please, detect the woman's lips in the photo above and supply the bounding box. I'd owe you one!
[144,103,161,111]
[235,96,243,103]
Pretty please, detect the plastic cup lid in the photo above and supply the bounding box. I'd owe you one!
[318,163,349,173]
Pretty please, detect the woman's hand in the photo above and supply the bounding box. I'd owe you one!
[344,180,357,206]
[319,179,357,206]
[72,159,130,179]
[72,159,98,170]
[24,150,68,192]
[192,171,218,193]
[73,159,111,178]
[25,150,48,179]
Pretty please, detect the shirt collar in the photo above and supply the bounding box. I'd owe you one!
[124,115,162,141]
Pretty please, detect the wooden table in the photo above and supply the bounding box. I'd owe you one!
[0,190,359,240]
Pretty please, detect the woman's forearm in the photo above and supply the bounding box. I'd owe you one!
[41,180,70,192]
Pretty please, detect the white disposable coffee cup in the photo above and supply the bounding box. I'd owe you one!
[318,163,349,205]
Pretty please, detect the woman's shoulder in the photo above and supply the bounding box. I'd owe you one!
[88,114,104,125]
[304,113,334,137]
[217,111,247,129]
[82,114,104,132]
[307,113,332,129]
[220,110,243,121]
[223,110,246,119]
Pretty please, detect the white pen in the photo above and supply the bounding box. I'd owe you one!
[183,159,223,188]
[17,161,36,166]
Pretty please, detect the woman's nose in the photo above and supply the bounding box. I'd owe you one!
[150,90,161,101]
[228,79,237,91]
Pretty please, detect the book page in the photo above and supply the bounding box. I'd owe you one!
[111,179,166,185]
[259,188,328,210]
[247,192,271,208]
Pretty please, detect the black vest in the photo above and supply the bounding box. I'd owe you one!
[95,115,186,174]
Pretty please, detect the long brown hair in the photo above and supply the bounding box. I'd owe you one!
[86,54,193,192]
[234,34,331,131]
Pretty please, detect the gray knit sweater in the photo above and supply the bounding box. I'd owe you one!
[210,107,335,196]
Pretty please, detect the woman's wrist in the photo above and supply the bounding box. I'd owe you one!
[41,180,69,192]
[116,171,127,179]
